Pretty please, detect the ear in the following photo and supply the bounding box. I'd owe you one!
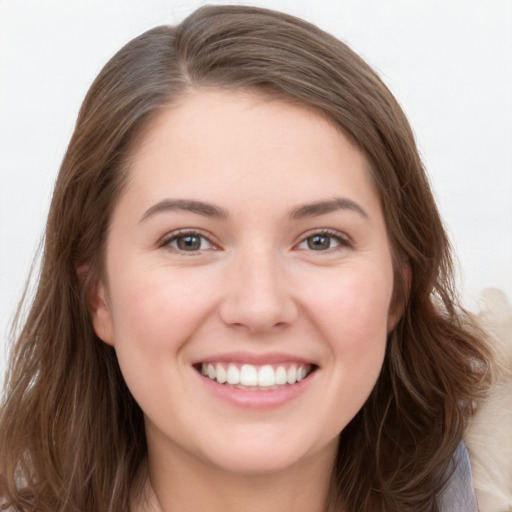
[90,279,115,346]
[387,262,411,332]
[78,264,115,346]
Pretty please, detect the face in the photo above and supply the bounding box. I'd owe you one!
[92,89,398,476]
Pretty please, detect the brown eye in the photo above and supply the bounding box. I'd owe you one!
[164,232,214,252]
[296,230,352,252]
[306,234,333,250]
[177,235,202,251]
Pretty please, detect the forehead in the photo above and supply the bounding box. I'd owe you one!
[128,89,375,198]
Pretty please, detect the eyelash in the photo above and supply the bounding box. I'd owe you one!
[159,228,353,254]
[160,229,217,253]
[295,229,354,252]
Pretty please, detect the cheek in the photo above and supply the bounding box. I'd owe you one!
[304,265,392,399]
[108,267,214,349]
[310,267,393,345]
[286,267,392,444]
[104,275,201,421]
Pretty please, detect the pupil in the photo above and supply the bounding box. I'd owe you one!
[308,235,330,250]
[178,235,201,251]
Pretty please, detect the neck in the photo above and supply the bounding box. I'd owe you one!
[137,440,338,512]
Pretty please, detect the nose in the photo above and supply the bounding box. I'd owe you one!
[219,249,299,333]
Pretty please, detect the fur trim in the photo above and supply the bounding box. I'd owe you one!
[465,289,512,512]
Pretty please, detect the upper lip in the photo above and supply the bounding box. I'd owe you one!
[192,352,316,366]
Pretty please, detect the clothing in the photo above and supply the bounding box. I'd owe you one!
[439,442,479,511]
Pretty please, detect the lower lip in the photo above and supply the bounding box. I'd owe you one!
[196,370,315,409]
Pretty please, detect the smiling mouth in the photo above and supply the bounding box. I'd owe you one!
[196,362,315,390]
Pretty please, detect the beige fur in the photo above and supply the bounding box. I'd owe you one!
[465,289,512,512]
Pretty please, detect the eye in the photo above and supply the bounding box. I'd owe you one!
[296,230,352,251]
[162,231,216,252]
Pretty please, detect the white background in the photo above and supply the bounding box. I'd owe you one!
[1,0,511,379]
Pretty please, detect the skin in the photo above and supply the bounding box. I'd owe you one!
[91,89,399,512]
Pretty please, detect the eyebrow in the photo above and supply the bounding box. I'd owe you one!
[139,199,229,222]
[290,197,369,220]
[139,196,368,223]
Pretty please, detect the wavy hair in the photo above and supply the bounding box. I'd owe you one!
[0,5,490,511]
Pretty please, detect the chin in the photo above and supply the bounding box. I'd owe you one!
[211,454,299,475]
[195,427,338,476]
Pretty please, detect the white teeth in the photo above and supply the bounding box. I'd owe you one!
[297,366,307,381]
[226,365,240,385]
[200,362,311,388]
[287,365,297,385]
[216,363,227,384]
[275,366,287,385]
[258,365,275,387]
[240,364,258,386]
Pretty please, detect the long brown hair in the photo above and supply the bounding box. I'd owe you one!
[0,5,490,511]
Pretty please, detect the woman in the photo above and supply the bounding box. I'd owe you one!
[0,5,490,512]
